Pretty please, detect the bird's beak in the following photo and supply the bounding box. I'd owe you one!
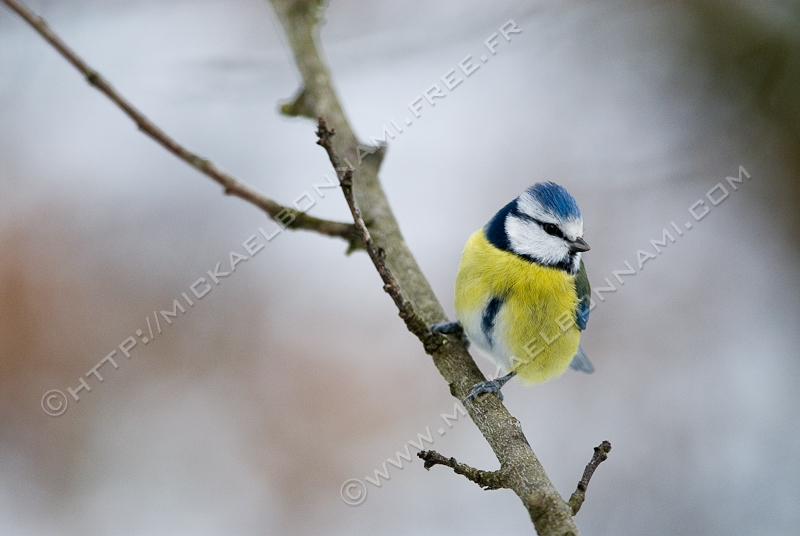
[569,237,590,253]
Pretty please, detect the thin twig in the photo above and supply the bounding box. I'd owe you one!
[315,119,440,350]
[417,450,507,491]
[568,441,612,515]
[1,0,359,247]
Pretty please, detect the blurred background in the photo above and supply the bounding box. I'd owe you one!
[2,0,799,534]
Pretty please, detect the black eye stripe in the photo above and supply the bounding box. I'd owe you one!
[510,208,565,238]
[533,218,564,238]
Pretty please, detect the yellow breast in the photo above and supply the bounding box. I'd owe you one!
[454,230,581,385]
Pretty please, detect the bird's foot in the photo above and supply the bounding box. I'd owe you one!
[431,321,463,335]
[430,321,469,348]
[464,371,516,403]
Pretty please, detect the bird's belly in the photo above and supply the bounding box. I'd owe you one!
[495,293,581,385]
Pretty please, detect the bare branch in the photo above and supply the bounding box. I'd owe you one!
[417,450,507,491]
[1,0,358,247]
[568,441,612,515]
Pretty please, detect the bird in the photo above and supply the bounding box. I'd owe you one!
[432,182,593,402]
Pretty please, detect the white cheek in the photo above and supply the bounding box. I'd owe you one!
[506,218,568,264]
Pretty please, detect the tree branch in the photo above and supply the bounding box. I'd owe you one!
[417,450,507,491]
[267,1,596,533]
[5,0,612,531]
[1,0,359,248]
[568,441,612,515]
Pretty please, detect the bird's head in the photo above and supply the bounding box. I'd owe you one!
[484,182,589,274]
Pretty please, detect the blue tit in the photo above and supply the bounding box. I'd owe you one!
[432,182,593,401]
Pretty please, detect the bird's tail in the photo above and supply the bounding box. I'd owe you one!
[569,346,595,374]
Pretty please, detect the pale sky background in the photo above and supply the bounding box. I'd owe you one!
[1,0,800,534]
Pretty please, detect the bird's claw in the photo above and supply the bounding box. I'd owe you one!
[464,379,506,402]
[430,321,463,335]
[463,372,516,403]
[430,321,470,348]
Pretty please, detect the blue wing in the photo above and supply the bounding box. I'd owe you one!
[573,259,591,331]
[575,300,590,331]
[569,259,594,373]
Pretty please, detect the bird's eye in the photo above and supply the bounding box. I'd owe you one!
[543,223,561,237]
